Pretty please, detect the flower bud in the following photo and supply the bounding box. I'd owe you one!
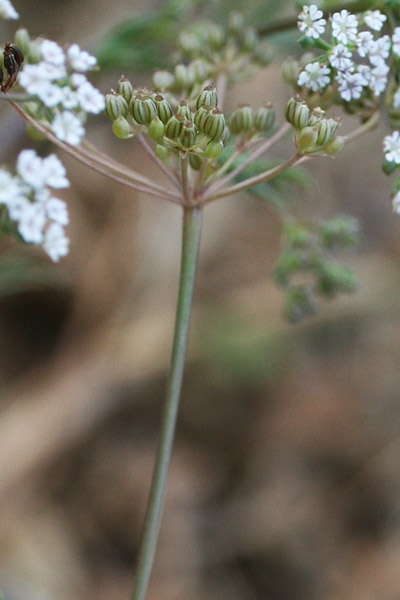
[254,103,275,132]
[14,28,31,57]
[155,144,170,162]
[153,70,175,91]
[194,106,211,133]
[117,76,134,103]
[281,58,300,87]
[174,64,194,91]
[189,153,203,170]
[285,98,309,129]
[188,59,210,84]
[148,117,165,142]
[180,121,197,149]
[179,32,201,54]
[204,140,224,159]
[131,95,157,125]
[28,39,41,63]
[203,108,225,141]
[176,99,192,121]
[165,114,184,139]
[228,12,244,37]
[196,84,218,110]
[105,93,128,121]
[229,104,254,134]
[154,94,173,124]
[297,126,318,154]
[112,116,132,139]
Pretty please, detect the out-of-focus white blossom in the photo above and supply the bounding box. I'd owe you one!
[383,131,400,164]
[0,0,18,19]
[67,44,97,72]
[52,111,85,146]
[43,223,69,262]
[40,40,65,65]
[363,10,386,32]
[76,81,105,113]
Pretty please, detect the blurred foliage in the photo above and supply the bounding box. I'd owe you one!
[0,256,69,297]
[96,0,297,73]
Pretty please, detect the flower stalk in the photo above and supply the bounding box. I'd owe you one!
[131,205,203,600]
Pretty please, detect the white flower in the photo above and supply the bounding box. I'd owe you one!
[0,170,26,209]
[42,154,70,189]
[392,28,400,57]
[331,10,358,45]
[369,61,389,96]
[364,10,386,32]
[19,64,51,95]
[7,195,30,221]
[36,83,65,107]
[329,43,353,71]
[298,4,326,39]
[42,63,67,82]
[40,40,65,66]
[369,35,391,66]
[45,197,69,225]
[297,62,331,92]
[393,88,400,109]
[43,223,69,262]
[76,81,105,113]
[18,203,46,244]
[17,149,45,189]
[356,31,374,57]
[52,111,85,146]
[0,0,18,19]
[393,191,400,214]
[383,131,400,163]
[355,65,371,86]
[70,73,87,88]
[67,44,97,72]
[338,71,364,101]
[62,87,79,110]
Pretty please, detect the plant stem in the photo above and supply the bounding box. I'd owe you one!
[131,205,203,600]
[181,154,192,205]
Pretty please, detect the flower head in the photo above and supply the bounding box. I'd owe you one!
[383,131,400,164]
[298,5,326,39]
[331,10,358,45]
[298,62,331,92]
[67,44,97,72]
[363,10,386,32]
[44,223,69,262]
[0,0,18,19]
[52,111,85,146]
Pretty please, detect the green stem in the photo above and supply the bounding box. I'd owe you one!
[131,205,203,600]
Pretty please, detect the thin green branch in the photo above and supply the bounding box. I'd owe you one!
[0,92,34,101]
[131,205,203,600]
[138,133,181,189]
[181,154,192,205]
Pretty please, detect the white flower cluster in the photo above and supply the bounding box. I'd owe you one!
[0,150,70,261]
[19,40,105,146]
[297,5,393,102]
[0,0,18,19]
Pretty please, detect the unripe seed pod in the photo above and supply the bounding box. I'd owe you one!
[14,28,31,57]
[155,144,170,162]
[165,114,184,139]
[148,116,165,142]
[207,24,225,50]
[254,103,275,132]
[194,106,211,133]
[323,135,344,155]
[105,93,128,121]
[179,32,201,54]
[221,125,230,145]
[112,116,132,139]
[307,107,325,126]
[176,99,192,121]
[154,94,173,124]
[153,70,175,91]
[203,108,225,141]
[117,76,134,103]
[228,12,244,37]
[229,104,254,134]
[242,28,258,52]
[281,58,300,87]
[131,95,157,125]
[174,64,194,91]
[316,118,339,146]
[180,120,197,149]
[189,153,203,170]
[196,84,218,110]
[285,98,309,129]
[297,126,318,154]
[189,59,210,83]
[204,140,224,159]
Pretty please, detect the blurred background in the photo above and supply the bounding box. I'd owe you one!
[1,1,400,599]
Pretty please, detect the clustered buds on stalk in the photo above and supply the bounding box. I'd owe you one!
[229,102,275,136]
[285,97,343,155]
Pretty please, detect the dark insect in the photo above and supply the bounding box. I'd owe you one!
[1,42,24,92]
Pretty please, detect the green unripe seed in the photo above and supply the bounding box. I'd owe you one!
[155,144,170,162]
[281,58,300,87]
[176,99,192,121]
[105,93,129,121]
[174,64,194,91]
[154,94,173,124]
[131,95,157,125]
[285,98,309,129]
[153,70,175,91]
[230,104,254,134]
[204,140,224,159]
[254,103,275,132]
[203,108,225,141]
[117,77,134,103]
[112,116,132,139]
[165,114,184,139]
[189,59,210,83]
[323,135,345,155]
[297,126,318,154]
[14,28,31,56]
[180,121,197,149]
[189,153,203,170]
[148,117,165,142]
[228,12,244,37]
[194,106,211,133]
[307,107,325,126]
[196,84,218,110]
